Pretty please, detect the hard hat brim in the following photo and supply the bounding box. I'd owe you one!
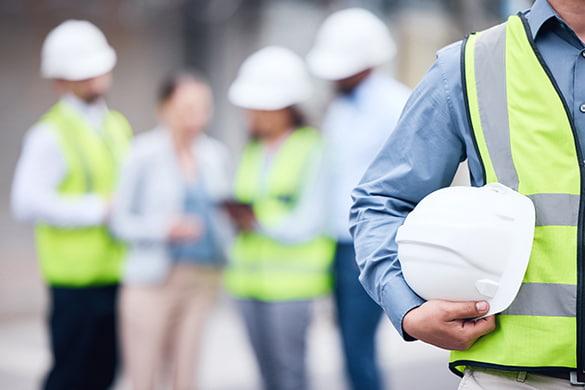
[42,47,116,81]
[307,49,373,80]
[228,80,310,110]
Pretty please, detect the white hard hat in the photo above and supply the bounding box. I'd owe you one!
[41,20,117,81]
[396,183,535,316]
[228,46,312,110]
[306,8,396,80]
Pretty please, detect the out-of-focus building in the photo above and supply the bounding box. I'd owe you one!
[0,0,522,322]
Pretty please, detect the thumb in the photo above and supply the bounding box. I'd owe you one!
[449,300,490,320]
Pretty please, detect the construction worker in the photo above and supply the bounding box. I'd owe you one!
[225,46,335,390]
[111,71,232,390]
[306,8,411,390]
[350,0,585,388]
[11,20,131,390]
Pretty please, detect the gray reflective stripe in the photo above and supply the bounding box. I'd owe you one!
[51,116,94,193]
[68,134,94,193]
[502,282,576,317]
[473,23,519,190]
[472,26,579,228]
[527,193,579,226]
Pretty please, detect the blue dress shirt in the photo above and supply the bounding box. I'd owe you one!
[349,0,585,339]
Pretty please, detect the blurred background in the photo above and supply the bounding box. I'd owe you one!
[0,0,531,389]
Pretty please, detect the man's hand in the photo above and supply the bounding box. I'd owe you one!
[402,300,496,351]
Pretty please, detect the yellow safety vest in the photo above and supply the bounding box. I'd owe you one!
[35,101,132,287]
[225,127,335,301]
[452,14,580,373]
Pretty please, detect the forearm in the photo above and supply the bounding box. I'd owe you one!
[110,174,172,244]
[11,124,109,227]
[110,209,173,244]
[349,48,468,338]
[13,191,108,227]
[350,204,425,338]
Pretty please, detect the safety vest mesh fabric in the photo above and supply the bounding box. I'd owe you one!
[225,127,335,301]
[35,101,132,287]
[451,14,580,374]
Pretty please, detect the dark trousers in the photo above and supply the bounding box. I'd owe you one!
[333,242,383,390]
[44,284,119,390]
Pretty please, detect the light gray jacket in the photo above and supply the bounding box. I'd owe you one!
[111,127,234,285]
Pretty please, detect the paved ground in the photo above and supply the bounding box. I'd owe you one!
[0,218,460,390]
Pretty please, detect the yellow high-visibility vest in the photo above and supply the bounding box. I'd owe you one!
[36,101,132,287]
[452,14,580,373]
[225,127,334,301]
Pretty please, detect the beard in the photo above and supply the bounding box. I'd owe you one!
[335,83,357,96]
[81,93,104,104]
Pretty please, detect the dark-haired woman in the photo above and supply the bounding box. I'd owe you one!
[111,72,232,390]
[225,46,335,390]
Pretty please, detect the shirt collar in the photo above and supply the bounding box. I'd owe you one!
[524,0,557,39]
[525,0,583,45]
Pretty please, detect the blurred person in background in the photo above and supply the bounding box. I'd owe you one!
[306,8,411,390]
[110,71,232,390]
[224,46,335,390]
[11,20,132,390]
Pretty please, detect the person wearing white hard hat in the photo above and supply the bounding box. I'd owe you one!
[306,8,411,390]
[350,0,585,388]
[225,46,335,390]
[11,20,132,390]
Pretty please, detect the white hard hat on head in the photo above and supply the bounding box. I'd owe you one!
[41,20,117,81]
[396,183,535,317]
[306,8,396,80]
[228,46,312,111]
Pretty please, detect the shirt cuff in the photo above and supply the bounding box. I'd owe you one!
[379,276,425,341]
[83,195,110,224]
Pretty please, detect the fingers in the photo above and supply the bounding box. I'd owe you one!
[454,315,496,350]
[463,315,496,336]
[402,300,497,351]
[440,301,495,351]
[444,300,490,320]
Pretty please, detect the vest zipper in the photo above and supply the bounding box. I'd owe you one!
[579,159,585,374]
[538,60,585,376]
[518,13,585,372]
[567,141,585,374]
[59,108,95,193]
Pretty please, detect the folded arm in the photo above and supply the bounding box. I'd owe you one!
[11,124,108,227]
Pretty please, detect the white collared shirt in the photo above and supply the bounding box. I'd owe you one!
[11,94,111,227]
